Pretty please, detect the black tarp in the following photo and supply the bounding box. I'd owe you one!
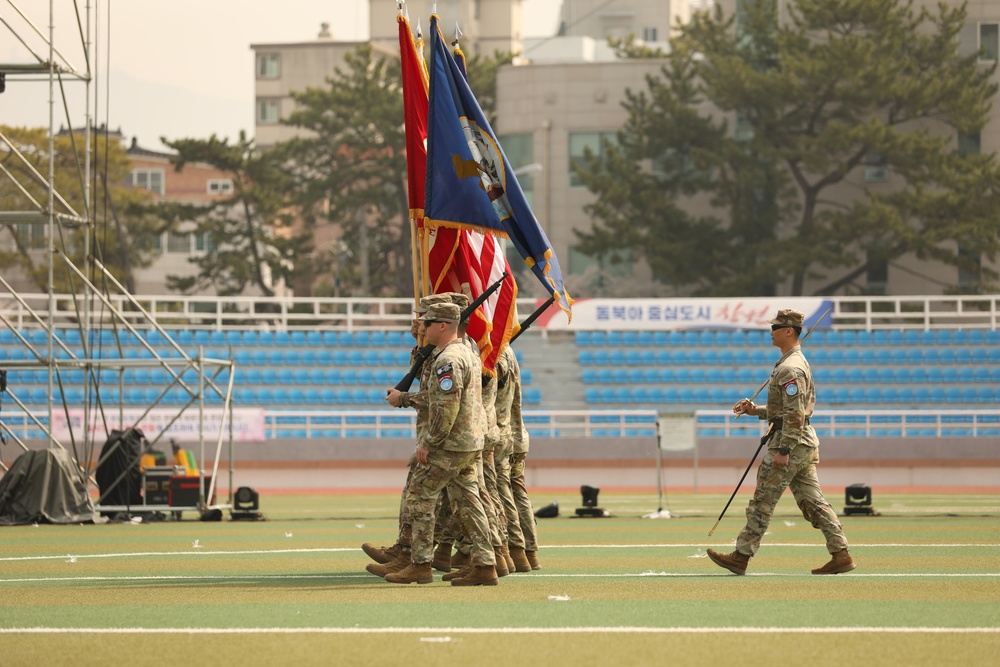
[0,448,95,525]
[95,428,144,513]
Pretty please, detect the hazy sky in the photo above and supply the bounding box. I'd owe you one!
[1,0,561,149]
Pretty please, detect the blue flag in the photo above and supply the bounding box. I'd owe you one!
[424,15,572,319]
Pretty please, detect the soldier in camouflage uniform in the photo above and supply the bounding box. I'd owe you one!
[494,344,535,571]
[505,346,541,569]
[385,302,498,586]
[363,294,453,576]
[707,309,855,576]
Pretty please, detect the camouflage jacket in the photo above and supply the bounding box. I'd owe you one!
[493,346,516,457]
[757,344,819,450]
[424,337,485,453]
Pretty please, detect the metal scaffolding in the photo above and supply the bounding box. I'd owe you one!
[0,1,235,519]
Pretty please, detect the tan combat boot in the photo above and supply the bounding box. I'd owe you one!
[450,564,499,586]
[384,562,434,584]
[365,550,409,578]
[501,545,516,572]
[493,547,509,577]
[508,545,533,573]
[450,550,470,570]
[525,550,541,570]
[432,543,453,572]
[361,542,398,565]
[442,562,474,582]
[811,549,856,575]
[707,548,750,575]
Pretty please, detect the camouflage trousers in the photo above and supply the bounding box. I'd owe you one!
[736,446,848,557]
[448,450,503,555]
[495,443,524,549]
[510,451,538,552]
[404,448,495,566]
[395,453,419,547]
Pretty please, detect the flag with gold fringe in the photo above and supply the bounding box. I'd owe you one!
[424,13,572,321]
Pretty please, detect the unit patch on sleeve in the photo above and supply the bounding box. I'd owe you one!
[783,380,798,396]
[437,362,455,391]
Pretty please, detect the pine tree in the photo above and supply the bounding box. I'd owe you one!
[575,0,1000,296]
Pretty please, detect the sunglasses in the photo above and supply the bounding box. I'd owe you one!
[771,324,791,331]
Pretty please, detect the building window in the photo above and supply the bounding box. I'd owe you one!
[980,23,999,61]
[194,233,217,253]
[865,246,889,295]
[257,53,280,78]
[132,169,164,195]
[958,131,981,157]
[569,132,618,187]
[207,179,233,195]
[15,223,47,249]
[862,152,888,182]
[498,133,535,204]
[958,243,981,292]
[257,99,280,124]
[642,27,658,42]
[167,232,190,253]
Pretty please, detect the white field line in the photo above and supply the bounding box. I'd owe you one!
[2,572,999,585]
[0,627,997,635]
[1,543,998,563]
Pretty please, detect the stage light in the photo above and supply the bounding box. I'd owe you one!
[843,483,878,516]
[231,486,263,520]
[575,484,609,517]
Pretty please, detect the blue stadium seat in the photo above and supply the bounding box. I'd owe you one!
[625,350,642,365]
[936,330,954,345]
[322,331,339,346]
[584,388,600,404]
[593,350,610,365]
[597,368,613,384]
[612,368,629,384]
[728,331,748,346]
[847,368,863,384]
[582,369,598,384]
[652,331,669,346]
[575,331,591,346]
[622,331,638,346]
[658,368,676,383]
[606,331,622,346]
[974,367,991,383]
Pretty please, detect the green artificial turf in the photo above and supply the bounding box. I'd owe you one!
[1,491,998,666]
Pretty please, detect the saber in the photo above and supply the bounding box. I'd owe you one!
[708,422,775,536]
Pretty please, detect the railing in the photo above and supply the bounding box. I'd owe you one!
[2,293,999,331]
[5,408,999,441]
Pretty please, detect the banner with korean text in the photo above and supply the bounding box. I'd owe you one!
[527,297,833,331]
[52,408,266,443]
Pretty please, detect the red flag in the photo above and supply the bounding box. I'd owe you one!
[399,13,517,373]
[399,14,427,223]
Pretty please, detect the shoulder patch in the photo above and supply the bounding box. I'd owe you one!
[436,362,453,377]
[439,376,454,391]
[784,380,798,396]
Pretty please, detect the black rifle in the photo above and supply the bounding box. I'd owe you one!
[508,295,555,345]
[393,272,510,391]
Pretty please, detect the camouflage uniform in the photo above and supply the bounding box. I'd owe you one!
[393,294,453,549]
[506,348,538,552]
[404,326,495,567]
[735,319,849,558]
[494,345,524,547]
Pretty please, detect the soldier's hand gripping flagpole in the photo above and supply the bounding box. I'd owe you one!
[710,305,833,536]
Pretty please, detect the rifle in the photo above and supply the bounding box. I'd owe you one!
[508,296,555,346]
[392,272,510,391]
